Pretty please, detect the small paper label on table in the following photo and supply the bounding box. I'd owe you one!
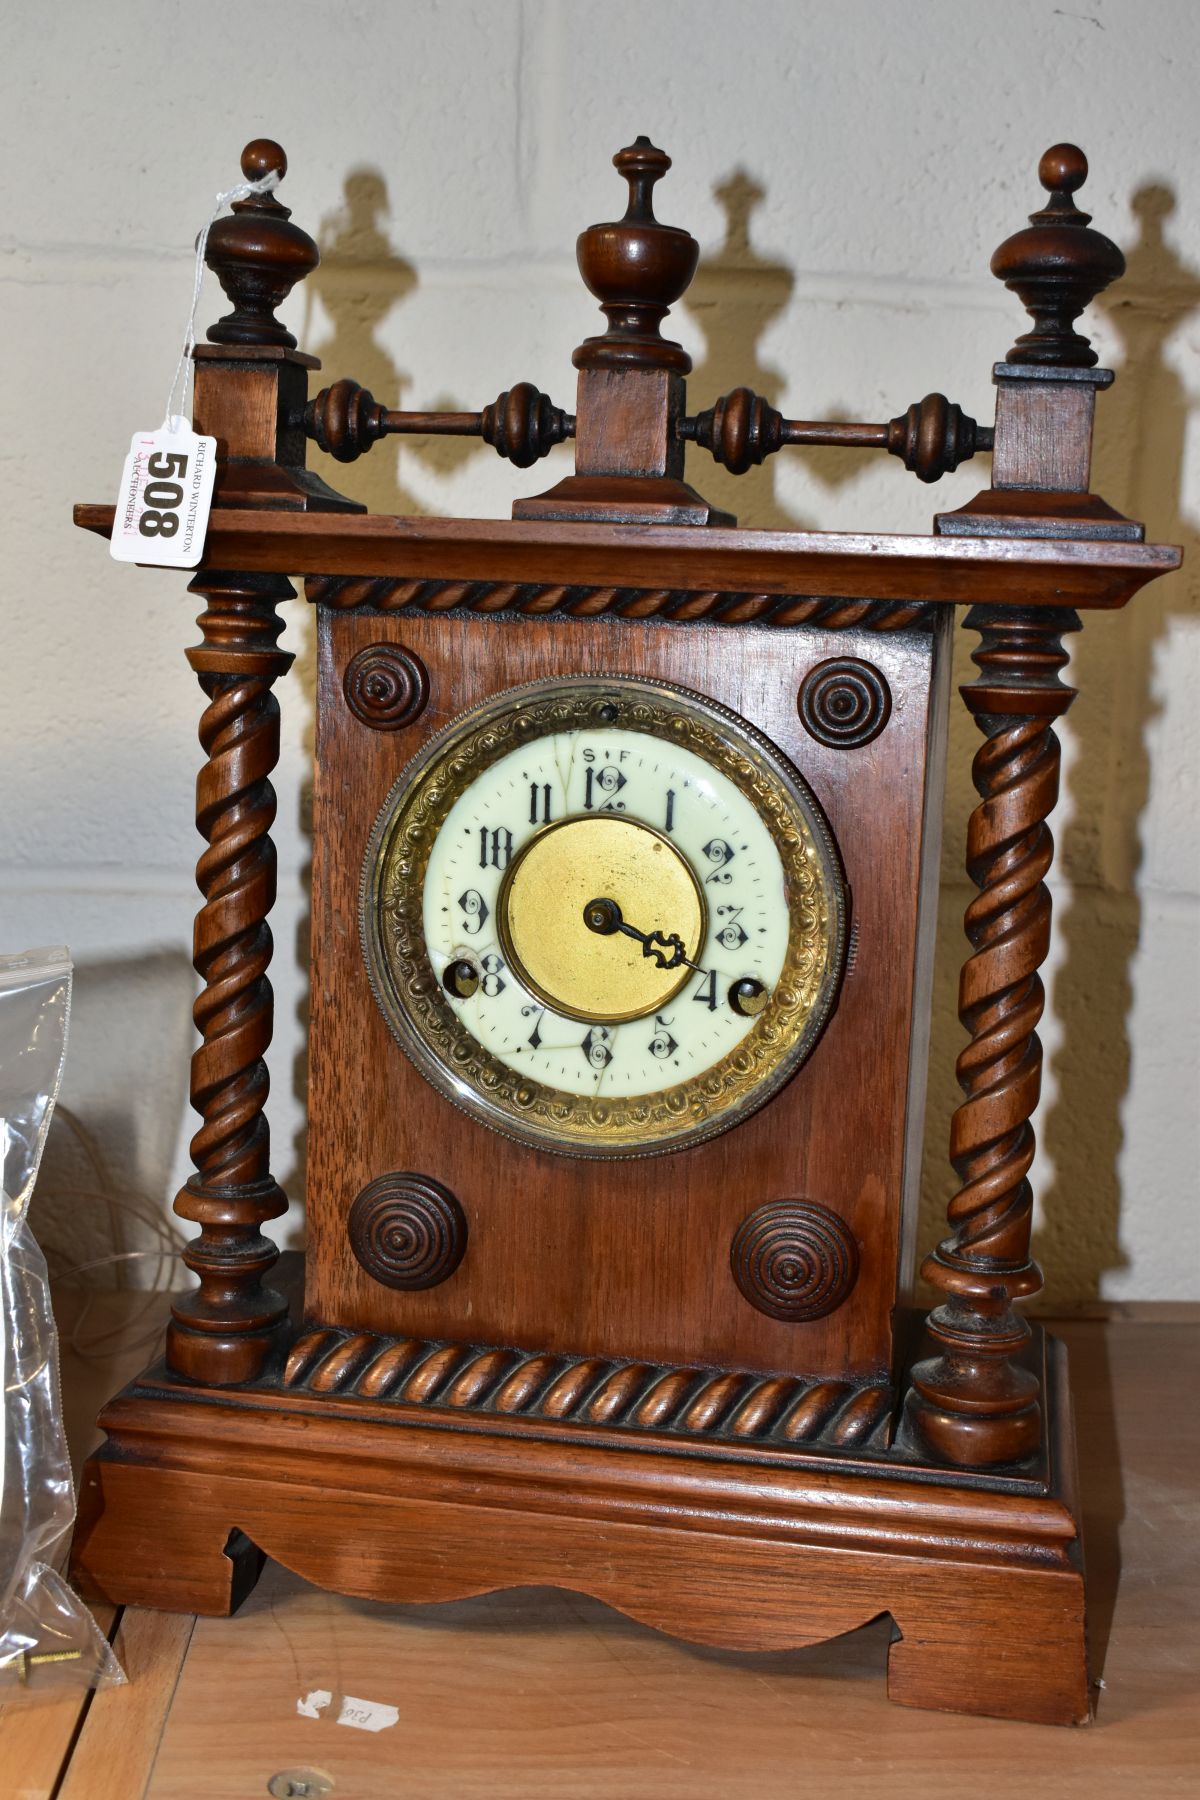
[110,423,217,567]
[336,1695,399,1733]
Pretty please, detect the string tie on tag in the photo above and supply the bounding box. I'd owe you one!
[163,168,282,432]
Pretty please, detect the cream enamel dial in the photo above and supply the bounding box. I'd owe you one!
[362,676,847,1158]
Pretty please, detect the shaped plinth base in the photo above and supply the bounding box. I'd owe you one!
[512,474,734,526]
[71,1315,1089,1727]
[935,486,1144,541]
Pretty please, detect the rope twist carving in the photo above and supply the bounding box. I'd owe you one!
[306,574,932,634]
[190,674,282,1186]
[282,1327,893,1451]
[941,714,1060,1271]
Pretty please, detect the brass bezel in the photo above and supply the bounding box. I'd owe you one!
[360,674,848,1160]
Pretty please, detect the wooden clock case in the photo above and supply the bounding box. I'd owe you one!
[70,137,1179,1727]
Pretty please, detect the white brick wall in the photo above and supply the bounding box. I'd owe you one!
[3,0,1196,1301]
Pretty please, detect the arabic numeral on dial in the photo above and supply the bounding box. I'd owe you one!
[480,952,507,997]
[692,970,719,1011]
[715,902,748,950]
[664,788,676,833]
[584,765,627,811]
[529,782,553,825]
[581,1025,614,1070]
[457,888,489,935]
[702,838,736,884]
[521,1002,545,1049]
[479,826,514,870]
[648,1015,678,1058]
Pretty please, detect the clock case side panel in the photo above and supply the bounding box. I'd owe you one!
[304,603,944,1391]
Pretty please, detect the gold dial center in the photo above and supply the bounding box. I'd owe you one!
[498,813,706,1023]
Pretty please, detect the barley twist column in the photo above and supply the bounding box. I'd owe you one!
[166,571,295,1384]
[907,605,1079,1466]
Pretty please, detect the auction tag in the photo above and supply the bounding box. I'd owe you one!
[110,421,217,567]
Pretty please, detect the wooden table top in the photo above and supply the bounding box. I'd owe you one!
[3,1300,1197,1799]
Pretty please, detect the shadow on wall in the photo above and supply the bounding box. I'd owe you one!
[683,168,904,529]
[1035,181,1199,1308]
[918,180,1199,1311]
[683,168,798,529]
[283,167,426,1235]
[34,172,1193,1320]
[680,166,990,1300]
[303,166,421,518]
[686,164,1197,1310]
[30,948,193,1290]
[303,164,489,515]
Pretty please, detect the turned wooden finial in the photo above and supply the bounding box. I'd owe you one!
[205,139,319,349]
[991,143,1125,367]
[573,136,698,373]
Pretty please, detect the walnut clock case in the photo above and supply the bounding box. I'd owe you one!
[71,137,1179,1727]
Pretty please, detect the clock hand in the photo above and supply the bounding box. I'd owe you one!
[582,897,705,973]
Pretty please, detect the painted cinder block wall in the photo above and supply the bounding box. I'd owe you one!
[2,0,1196,1304]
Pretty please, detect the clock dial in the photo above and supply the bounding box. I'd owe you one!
[425,737,790,1096]
[362,676,846,1158]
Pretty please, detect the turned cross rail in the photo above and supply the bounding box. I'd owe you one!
[305,371,993,484]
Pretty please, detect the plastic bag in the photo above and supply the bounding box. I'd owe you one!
[1,947,123,1698]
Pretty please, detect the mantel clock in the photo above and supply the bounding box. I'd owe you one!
[71,134,1180,1726]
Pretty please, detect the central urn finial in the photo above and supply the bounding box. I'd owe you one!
[573,136,699,373]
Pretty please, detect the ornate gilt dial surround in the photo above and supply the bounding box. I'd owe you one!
[360,675,848,1159]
